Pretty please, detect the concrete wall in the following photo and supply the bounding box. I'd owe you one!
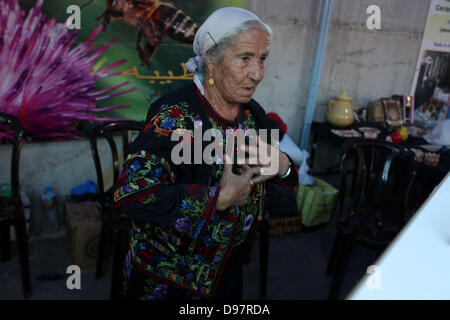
[245,0,430,144]
[0,138,118,235]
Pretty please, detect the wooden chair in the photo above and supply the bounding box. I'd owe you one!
[326,138,418,300]
[89,120,145,300]
[0,112,31,298]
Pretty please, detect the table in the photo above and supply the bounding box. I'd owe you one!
[347,173,450,299]
[309,121,450,207]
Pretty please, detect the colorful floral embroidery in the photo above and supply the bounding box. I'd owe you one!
[242,214,254,231]
[126,181,227,296]
[168,107,184,119]
[141,278,168,300]
[160,117,176,130]
[145,102,198,137]
[115,96,277,298]
[207,107,263,247]
[174,217,192,233]
[114,151,176,205]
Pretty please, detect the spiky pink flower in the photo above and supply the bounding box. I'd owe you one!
[0,0,136,142]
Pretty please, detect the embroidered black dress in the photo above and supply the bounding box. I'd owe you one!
[114,83,299,300]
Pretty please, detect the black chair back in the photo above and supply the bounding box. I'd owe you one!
[90,121,146,211]
[0,113,24,200]
[89,120,145,299]
[0,112,31,298]
[327,138,418,299]
[338,138,418,232]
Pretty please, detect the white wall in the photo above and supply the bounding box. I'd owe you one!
[0,138,117,235]
[245,0,429,144]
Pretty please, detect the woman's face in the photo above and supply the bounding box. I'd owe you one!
[210,28,270,105]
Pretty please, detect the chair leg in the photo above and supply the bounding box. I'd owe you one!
[96,222,110,279]
[350,170,357,197]
[350,157,360,197]
[1,220,11,262]
[328,235,353,300]
[259,217,269,299]
[13,211,32,299]
[326,232,343,276]
[110,229,128,300]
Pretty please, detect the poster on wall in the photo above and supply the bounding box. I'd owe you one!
[31,0,245,120]
[410,0,450,127]
[0,0,244,142]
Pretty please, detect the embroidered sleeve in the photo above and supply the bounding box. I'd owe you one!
[113,103,220,239]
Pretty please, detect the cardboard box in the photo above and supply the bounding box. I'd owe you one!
[64,201,112,272]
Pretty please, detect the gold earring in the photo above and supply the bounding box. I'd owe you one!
[208,71,214,85]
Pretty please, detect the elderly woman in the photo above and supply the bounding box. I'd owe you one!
[114,7,298,300]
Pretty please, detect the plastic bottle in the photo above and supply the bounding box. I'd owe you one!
[41,186,58,233]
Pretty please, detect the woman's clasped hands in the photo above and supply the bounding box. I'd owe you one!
[216,136,290,211]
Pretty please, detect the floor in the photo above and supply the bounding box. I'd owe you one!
[0,211,379,300]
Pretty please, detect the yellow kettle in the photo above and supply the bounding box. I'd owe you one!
[326,91,354,127]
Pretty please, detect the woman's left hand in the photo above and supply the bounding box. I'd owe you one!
[238,136,290,184]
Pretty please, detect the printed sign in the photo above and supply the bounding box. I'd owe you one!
[20,0,245,121]
[410,0,450,122]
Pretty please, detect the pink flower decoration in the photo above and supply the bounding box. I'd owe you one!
[0,0,136,142]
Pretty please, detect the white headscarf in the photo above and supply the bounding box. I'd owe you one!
[185,7,265,95]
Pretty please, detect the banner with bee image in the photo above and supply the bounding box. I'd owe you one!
[19,0,245,122]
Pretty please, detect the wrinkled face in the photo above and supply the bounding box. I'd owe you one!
[210,28,270,105]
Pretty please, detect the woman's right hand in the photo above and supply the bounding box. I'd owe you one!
[216,158,260,211]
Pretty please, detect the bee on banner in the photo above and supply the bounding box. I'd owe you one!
[98,0,198,69]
